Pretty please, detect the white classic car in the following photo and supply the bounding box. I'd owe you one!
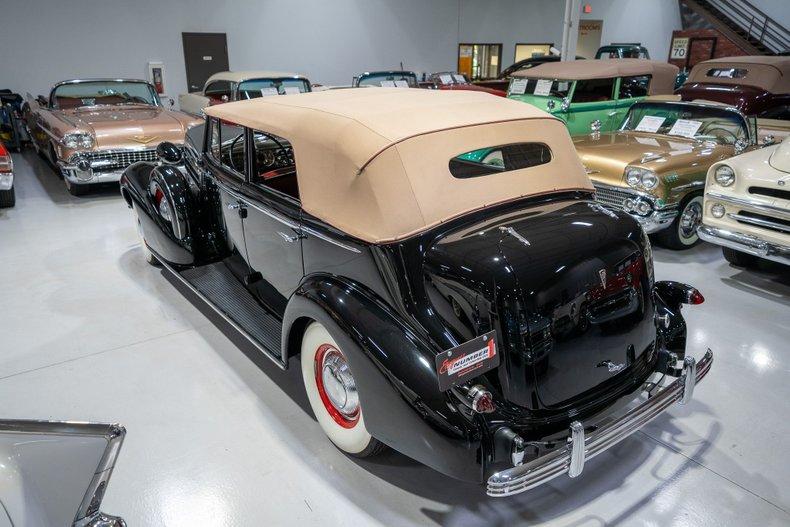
[699,135,790,267]
[178,70,311,116]
[0,419,126,526]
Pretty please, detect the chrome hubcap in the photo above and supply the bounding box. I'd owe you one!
[679,200,702,239]
[320,350,359,418]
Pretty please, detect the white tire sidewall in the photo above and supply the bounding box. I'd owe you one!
[133,205,156,264]
[301,321,372,454]
[677,195,703,246]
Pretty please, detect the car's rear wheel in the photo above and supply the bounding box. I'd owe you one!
[300,321,385,457]
[656,194,703,250]
[722,247,759,268]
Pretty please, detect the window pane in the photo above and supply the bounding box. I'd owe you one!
[251,130,299,200]
[238,78,311,99]
[218,121,245,175]
[572,78,615,103]
[706,68,748,79]
[449,143,552,179]
[618,75,651,99]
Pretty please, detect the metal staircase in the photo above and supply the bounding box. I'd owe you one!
[680,0,789,54]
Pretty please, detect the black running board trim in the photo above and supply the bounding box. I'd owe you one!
[157,257,287,371]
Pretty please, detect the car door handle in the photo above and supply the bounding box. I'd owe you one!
[227,202,244,210]
[607,111,618,116]
[277,231,301,243]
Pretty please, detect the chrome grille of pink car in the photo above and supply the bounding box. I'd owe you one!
[85,149,159,171]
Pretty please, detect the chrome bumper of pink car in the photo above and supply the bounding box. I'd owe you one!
[487,350,713,497]
[699,224,790,266]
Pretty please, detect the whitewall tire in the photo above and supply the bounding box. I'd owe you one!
[300,321,383,457]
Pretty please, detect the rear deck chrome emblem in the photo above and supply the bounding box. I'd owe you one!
[597,360,626,373]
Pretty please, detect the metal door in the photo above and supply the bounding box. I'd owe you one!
[182,32,229,93]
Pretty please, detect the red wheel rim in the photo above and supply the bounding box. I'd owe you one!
[314,344,359,429]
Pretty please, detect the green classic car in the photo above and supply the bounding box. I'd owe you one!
[507,59,678,135]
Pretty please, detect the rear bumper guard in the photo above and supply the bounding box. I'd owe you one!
[487,349,713,497]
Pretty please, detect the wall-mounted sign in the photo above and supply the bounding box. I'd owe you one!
[670,37,690,59]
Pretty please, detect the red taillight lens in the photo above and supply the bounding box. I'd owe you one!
[0,143,11,173]
[688,289,705,305]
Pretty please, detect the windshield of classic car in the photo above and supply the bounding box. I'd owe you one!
[621,102,748,144]
[358,73,418,88]
[52,81,159,109]
[238,78,311,99]
[508,78,571,98]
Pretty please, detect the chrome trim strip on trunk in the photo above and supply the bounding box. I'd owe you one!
[486,350,713,497]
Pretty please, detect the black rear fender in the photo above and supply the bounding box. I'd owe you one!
[283,274,485,482]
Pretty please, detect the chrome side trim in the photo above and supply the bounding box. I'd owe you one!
[727,212,790,234]
[156,256,287,371]
[671,180,705,193]
[300,225,363,254]
[486,350,713,497]
[698,225,790,266]
[706,191,790,221]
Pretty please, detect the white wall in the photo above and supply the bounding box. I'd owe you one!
[0,0,460,98]
[0,0,690,101]
[749,0,790,29]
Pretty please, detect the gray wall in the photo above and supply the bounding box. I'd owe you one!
[0,0,691,101]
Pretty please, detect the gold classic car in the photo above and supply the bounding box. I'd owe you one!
[575,98,768,249]
[25,78,202,195]
[699,136,790,267]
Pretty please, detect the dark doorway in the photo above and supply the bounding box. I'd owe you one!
[182,32,229,93]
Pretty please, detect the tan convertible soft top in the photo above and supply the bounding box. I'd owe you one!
[206,88,592,243]
[686,56,790,93]
[513,59,678,95]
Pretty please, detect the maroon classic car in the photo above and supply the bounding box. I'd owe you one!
[676,56,790,120]
[420,72,505,96]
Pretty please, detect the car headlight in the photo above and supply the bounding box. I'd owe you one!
[714,165,735,186]
[624,166,658,190]
[63,133,94,149]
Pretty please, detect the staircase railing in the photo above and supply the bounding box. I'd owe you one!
[702,0,790,53]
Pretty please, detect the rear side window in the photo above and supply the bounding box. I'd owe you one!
[618,75,651,98]
[449,143,552,179]
[572,78,615,102]
[706,68,748,79]
[250,129,299,200]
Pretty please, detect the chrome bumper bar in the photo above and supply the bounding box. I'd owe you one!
[0,172,13,191]
[634,208,678,234]
[487,350,713,497]
[698,224,790,266]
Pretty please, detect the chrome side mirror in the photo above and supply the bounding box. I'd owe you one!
[734,138,749,155]
[762,134,776,146]
[560,97,571,112]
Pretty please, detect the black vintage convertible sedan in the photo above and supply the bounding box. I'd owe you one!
[120,88,712,496]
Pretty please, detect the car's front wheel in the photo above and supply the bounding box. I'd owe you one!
[300,321,385,457]
[64,176,88,196]
[722,247,759,268]
[656,194,703,250]
[0,186,15,208]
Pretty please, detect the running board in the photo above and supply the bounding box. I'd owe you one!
[160,259,286,370]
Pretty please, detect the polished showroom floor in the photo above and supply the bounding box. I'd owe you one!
[1,150,788,526]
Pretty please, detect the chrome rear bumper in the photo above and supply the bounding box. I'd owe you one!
[698,225,790,266]
[487,350,713,497]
